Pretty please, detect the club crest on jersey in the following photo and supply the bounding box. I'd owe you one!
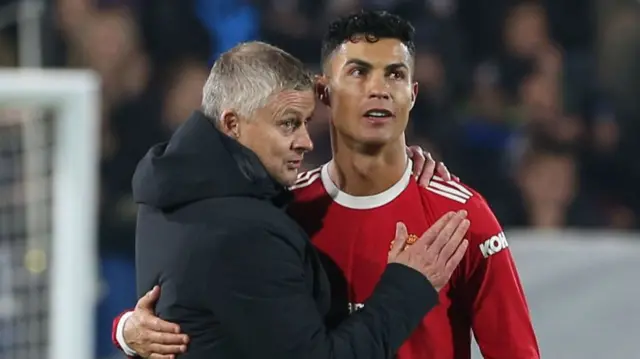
[389,234,419,252]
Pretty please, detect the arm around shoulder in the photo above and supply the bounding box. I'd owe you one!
[197,223,438,359]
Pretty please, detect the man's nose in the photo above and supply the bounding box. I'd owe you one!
[367,74,391,99]
[293,126,314,153]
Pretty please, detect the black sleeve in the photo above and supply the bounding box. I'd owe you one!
[196,225,439,359]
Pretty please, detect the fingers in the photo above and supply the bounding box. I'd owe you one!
[389,222,409,257]
[436,161,452,181]
[444,239,469,274]
[149,353,176,359]
[407,146,426,180]
[417,151,436,187]
[406,147,454,186]
[148,330,189,345]
[136,286,161,310]
[425,210,467,258]
[148,342,188,355]
[142,315,182,334]
[419,211,455,245]
[405,146,413,158]
[437,218,470,262]
[129,314,186,359]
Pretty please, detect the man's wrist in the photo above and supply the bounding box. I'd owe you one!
[116,311,138,356]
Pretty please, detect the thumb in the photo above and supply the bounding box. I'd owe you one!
[136,285,160,310]
[389,222,409,257]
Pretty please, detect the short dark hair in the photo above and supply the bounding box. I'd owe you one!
[321,10,416,65]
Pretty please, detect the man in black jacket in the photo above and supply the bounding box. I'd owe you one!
[131,41,469,359]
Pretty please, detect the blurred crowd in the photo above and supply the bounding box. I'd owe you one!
[0,0,639,357]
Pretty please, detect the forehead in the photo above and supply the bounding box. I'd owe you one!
[332,38,412,69]
[268,90,315,116]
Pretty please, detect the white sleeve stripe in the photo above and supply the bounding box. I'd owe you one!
[425,187,468,204]
[446,180,473,197]
[431,176,473,197]
[116,311,138,356]
[295,167,322,183]
[428,181,471,199]
[289,172,320,190]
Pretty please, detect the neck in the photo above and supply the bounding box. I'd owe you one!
[329,131,408,196]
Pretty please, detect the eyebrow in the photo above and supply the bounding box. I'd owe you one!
[282,109,303,117]
[282,108,312,120]
[344,59,409,72]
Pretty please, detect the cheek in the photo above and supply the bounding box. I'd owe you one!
[269,136,290,158]
[240,125,274,158]
[254,129,291,162]
[395,85,414,105]
[332,82,359,106]
[331,88,361,126]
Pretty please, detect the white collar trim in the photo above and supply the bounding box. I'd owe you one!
[320,159,412,209]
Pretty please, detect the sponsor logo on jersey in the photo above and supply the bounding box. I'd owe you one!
[426,176,473,204]
[479,231,508,258]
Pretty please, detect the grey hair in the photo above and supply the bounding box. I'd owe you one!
[201,41,314,121]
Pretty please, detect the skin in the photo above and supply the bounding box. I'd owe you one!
[120,40,459,359]
[219,89,316,186]
[317,37,420,196]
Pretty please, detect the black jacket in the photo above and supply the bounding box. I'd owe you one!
[132,111,439,359]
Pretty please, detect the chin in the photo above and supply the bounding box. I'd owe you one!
[278,171,299,187]
[353,124,402,145]
[355,132,396,147]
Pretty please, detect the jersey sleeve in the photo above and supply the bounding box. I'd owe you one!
[460,193,540,359]
[111,310,138,358]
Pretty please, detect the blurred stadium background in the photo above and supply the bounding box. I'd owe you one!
[0,0,639,358]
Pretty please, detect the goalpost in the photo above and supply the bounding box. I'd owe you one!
[0,69,100,359]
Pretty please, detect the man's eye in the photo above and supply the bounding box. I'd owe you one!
[281,119,298,130]
[282,120,294,128]
[390,71,406,80]
[350,68,364,77]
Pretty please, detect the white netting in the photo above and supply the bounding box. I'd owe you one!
[0,69,100,359]
[0,108,54,359]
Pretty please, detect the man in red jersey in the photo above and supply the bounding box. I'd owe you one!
[112,10,539,359]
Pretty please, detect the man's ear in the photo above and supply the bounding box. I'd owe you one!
[315,74,331,107]
[410,82,419,110]
[219,110,241,138]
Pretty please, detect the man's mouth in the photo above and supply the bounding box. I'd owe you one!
[364,109,394,118]
[363,108,394,122]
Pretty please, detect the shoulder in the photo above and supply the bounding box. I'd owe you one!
[420,177,504,249]
[289,166,326,201]
[182,197,306,250]
[291,166,323,189]
[186,214,305,263]
[420,176,491,215]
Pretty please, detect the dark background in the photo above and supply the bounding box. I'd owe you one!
[0,0,638,357]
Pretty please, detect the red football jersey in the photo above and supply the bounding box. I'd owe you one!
[288,163,540,359]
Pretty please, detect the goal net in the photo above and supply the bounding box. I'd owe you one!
[0,69,100,359]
